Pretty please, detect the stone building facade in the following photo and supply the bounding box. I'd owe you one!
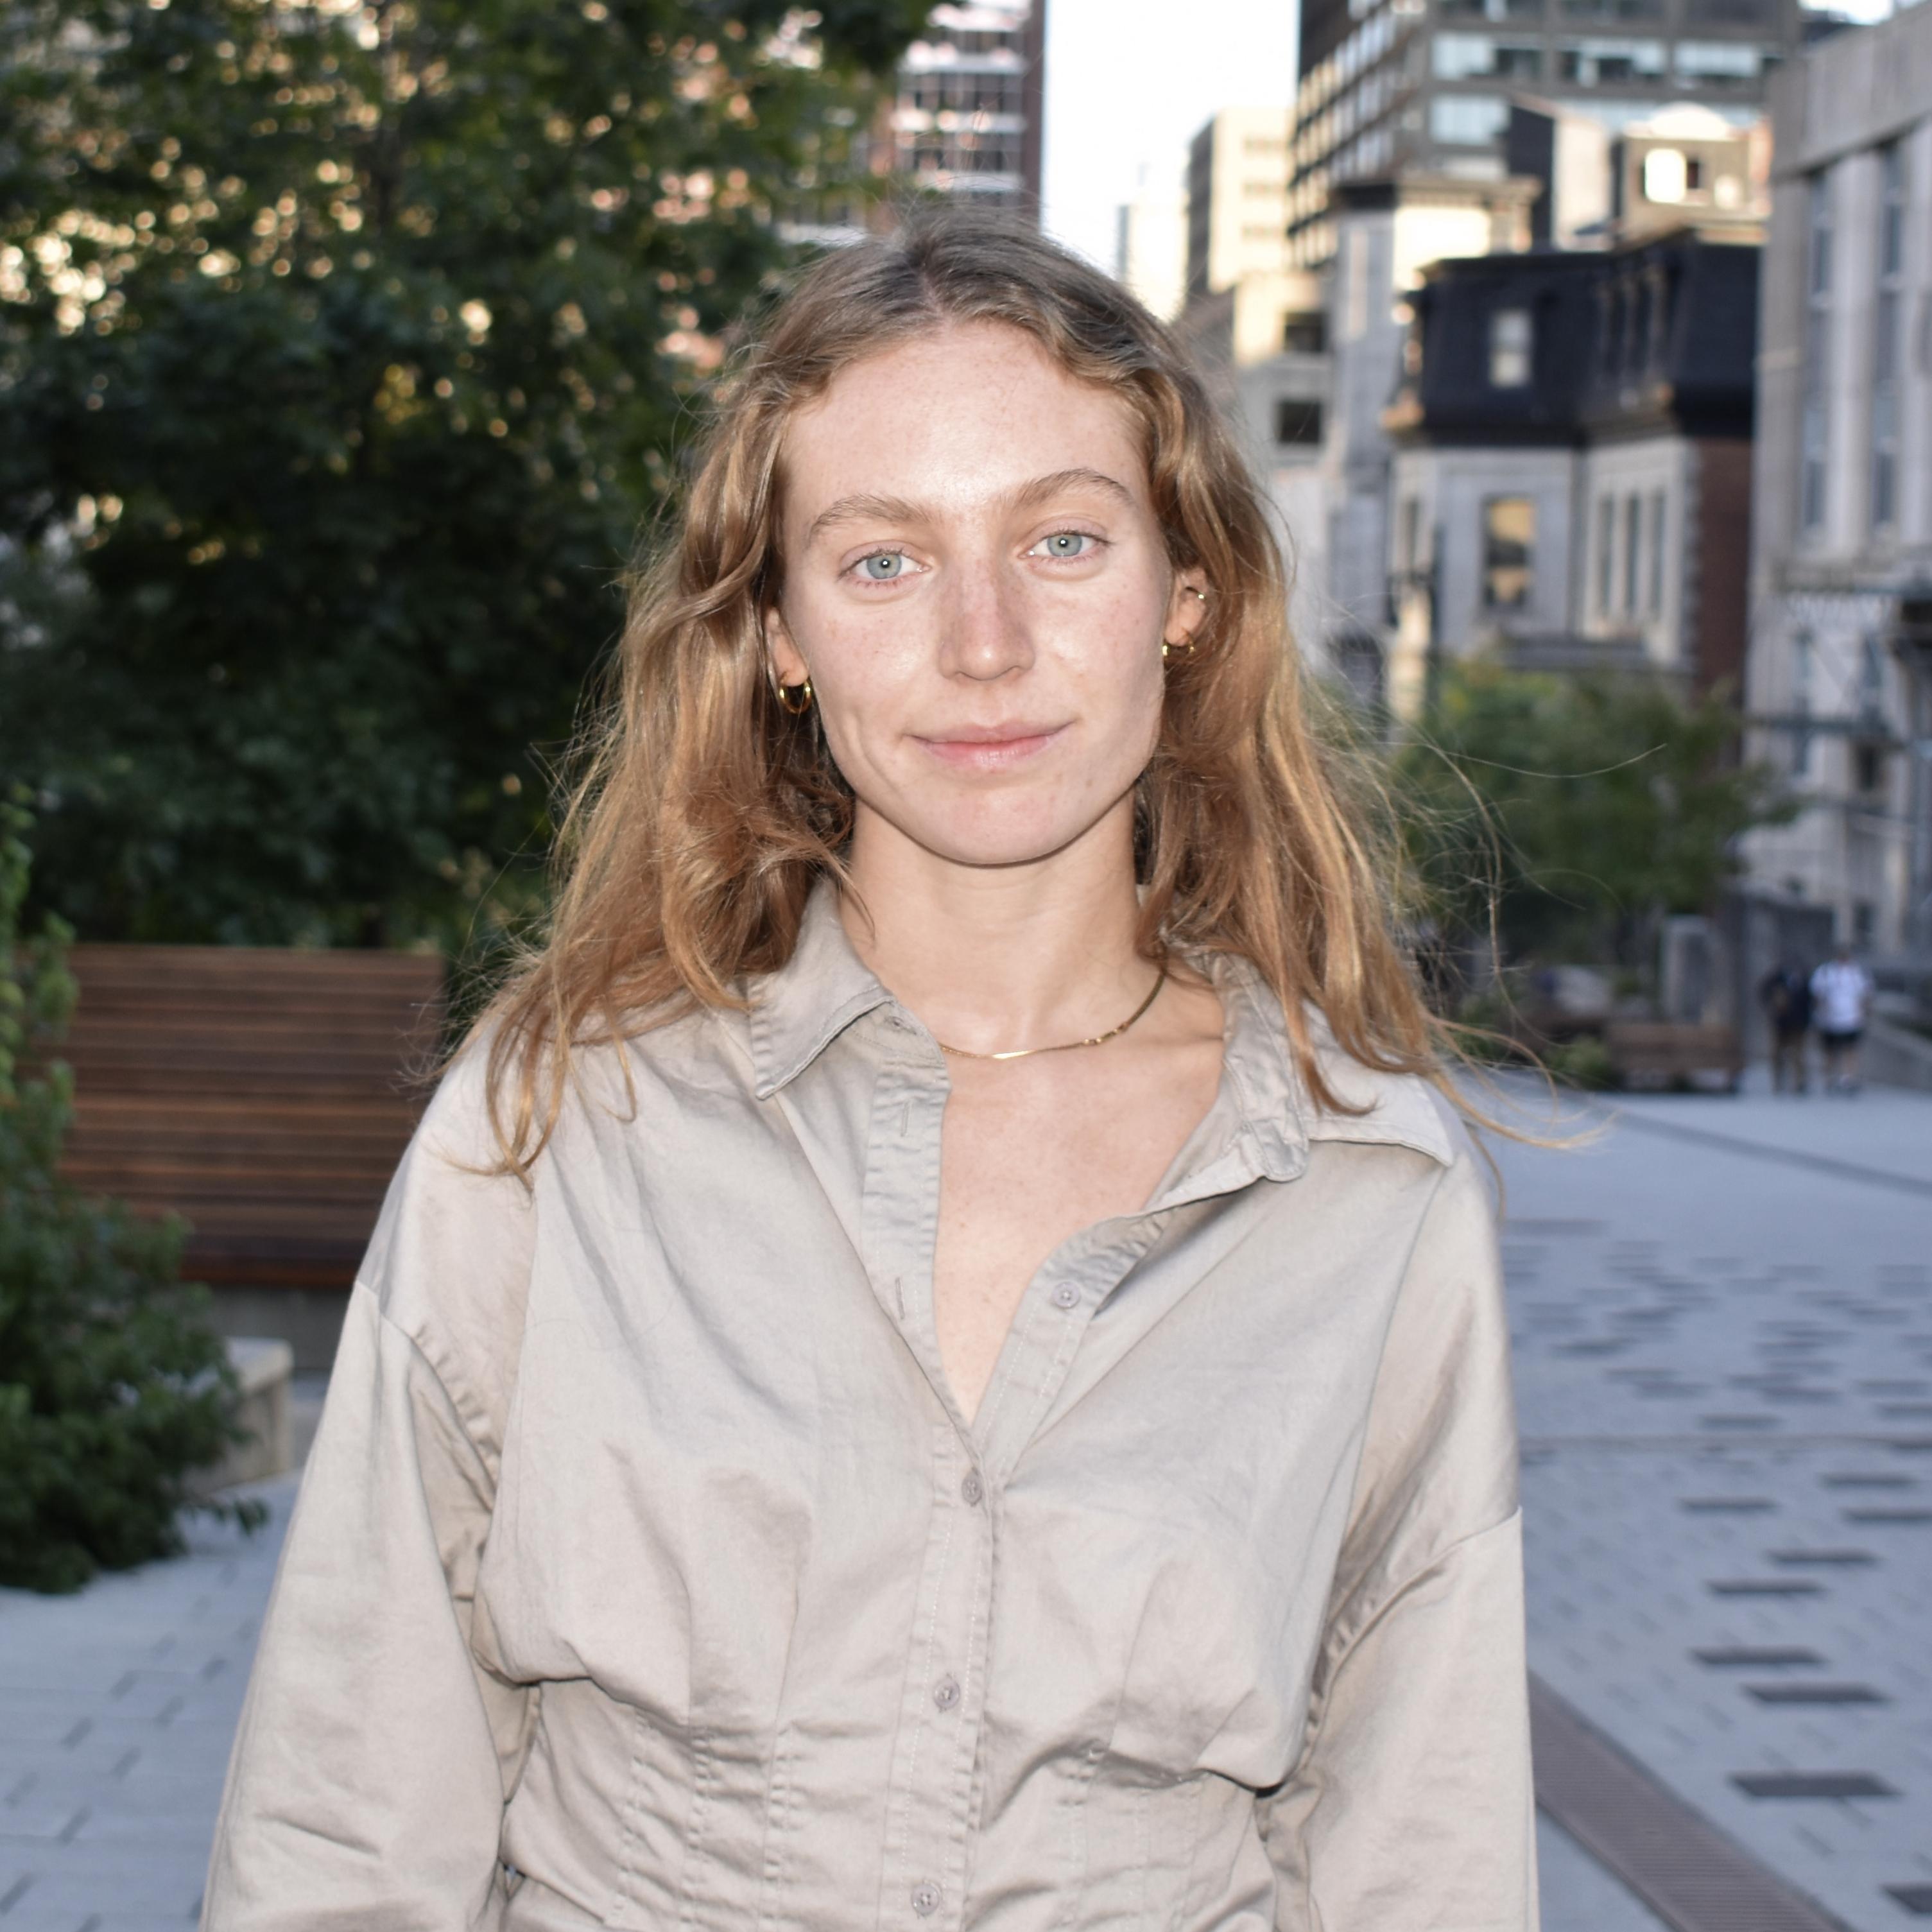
[1741,2,1932,954]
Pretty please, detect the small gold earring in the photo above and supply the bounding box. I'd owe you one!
[777,677,813,716]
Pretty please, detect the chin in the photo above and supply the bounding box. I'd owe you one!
[895,794,1117,871]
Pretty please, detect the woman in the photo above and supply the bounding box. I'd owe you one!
[204,214,1534,1930]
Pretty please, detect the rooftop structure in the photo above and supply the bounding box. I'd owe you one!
[1288,0,1803,268]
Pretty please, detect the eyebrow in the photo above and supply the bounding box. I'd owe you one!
[802,467,1138,550]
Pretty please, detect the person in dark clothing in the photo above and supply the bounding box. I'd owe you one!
[1759,960,1813,1094]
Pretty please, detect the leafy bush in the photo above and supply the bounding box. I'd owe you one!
[1398,660,1795,972]
[1540,1035,1617,1092]
[0,796,258,1593]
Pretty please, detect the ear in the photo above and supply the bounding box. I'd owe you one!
[763,602,810,690]
[1164,565,1211,648]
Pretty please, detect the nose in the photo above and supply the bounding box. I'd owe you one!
[936,559,1034,683]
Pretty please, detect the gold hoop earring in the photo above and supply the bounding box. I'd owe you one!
[777,677,813,716]
[1162,638,1195,660]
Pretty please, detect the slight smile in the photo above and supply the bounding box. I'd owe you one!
[914,723,1069,771]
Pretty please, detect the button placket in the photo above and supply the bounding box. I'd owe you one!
[877,1433,992,1932]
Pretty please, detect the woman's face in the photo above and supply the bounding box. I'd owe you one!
[765,320,1205,873]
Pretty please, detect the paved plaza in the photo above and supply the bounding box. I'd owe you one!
[0,1078,1926,1929]
[1504,1080,1932,1931]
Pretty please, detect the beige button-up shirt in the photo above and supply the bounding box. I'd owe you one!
[204,884,1535,1931]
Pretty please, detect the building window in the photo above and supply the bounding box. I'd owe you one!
[1274,399,1324,445]
[1488,307,1533,387]
[1791,629,1813,776]
[1872,142,1904,533]
[1557,37,1667,82]
[1559,0,1664,16]
[1282,311,1327,354]
[1673,40,1765,83]
[1801,169,1833,531]
[1853,742,1885,795]
[1431,33,1544,76]
[1622,494,1642,616]
[1643,148,1689,203]
[1596,495,1616,616]
[1429,95,1510,145]
[1646,490,1666,617]
[1859,632,1885,720]
[1482,496,1535,609]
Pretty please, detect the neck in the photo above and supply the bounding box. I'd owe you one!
[839,799,1155,1056]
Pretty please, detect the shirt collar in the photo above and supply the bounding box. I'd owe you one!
[745,875,1452,1173]
[745,877,895,1101]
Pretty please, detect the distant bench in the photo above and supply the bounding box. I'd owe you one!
[58,946,445,1294]
[1603,1020,1743,1092]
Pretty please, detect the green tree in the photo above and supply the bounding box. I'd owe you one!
[0,792,257,1593]
[1399,660,1794,970]
[0,0,925,948]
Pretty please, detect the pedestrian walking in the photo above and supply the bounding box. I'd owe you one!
[202,214,1535,1931]
[1810,944,1874,1093]
[1759,958,1814,1093]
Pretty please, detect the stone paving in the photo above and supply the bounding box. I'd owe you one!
[0,1078,1925,1930]
[0,1476,297,1932]
[1501,1080,1932,1931]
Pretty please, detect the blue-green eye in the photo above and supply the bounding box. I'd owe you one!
[858,551,909,580]
[1033,531,1098,559]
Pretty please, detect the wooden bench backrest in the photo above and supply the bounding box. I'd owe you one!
[56,945,447,1289]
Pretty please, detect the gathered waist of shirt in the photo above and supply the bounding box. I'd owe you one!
[499,1706,1279,1932]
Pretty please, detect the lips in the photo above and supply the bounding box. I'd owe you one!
[914,722,1068,770]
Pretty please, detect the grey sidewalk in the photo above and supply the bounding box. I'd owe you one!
[1499,1080,1932,1931]
[1,1082,1926,1930]
[0,1478,297,1932]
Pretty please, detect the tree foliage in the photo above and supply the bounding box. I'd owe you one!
[1399,660,1795,968]
[0,0,926,947]
[0,793,256,1594]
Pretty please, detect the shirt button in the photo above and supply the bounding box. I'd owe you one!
[911,1881,942,1917]
[933,1674,961,1711]
[1052,1282,1080,1310]
[961,1470,984,1506]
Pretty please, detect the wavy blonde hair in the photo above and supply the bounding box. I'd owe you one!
[481,209,1457,1171]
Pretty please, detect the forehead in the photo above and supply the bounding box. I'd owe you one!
[779,320,1148,521]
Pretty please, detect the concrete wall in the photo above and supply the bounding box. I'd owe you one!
[1743,2,1932,956]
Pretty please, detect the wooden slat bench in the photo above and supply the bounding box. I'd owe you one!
[57,946,446,1289]
[1603,1020,1744,1092]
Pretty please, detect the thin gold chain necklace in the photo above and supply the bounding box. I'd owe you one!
[933,964,1169,1063]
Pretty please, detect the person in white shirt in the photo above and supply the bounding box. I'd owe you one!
[1809,945,1874,1093]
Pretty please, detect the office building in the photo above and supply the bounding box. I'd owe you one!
[1741,2,1932,954]
[1288,0,1802,266]
[1116,164,1188,322]
[887,1,1045,216]
[1177,108,1332,651]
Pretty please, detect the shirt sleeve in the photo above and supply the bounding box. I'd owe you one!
[1258,1144,1539,1931]
[202,1051,539,1931]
